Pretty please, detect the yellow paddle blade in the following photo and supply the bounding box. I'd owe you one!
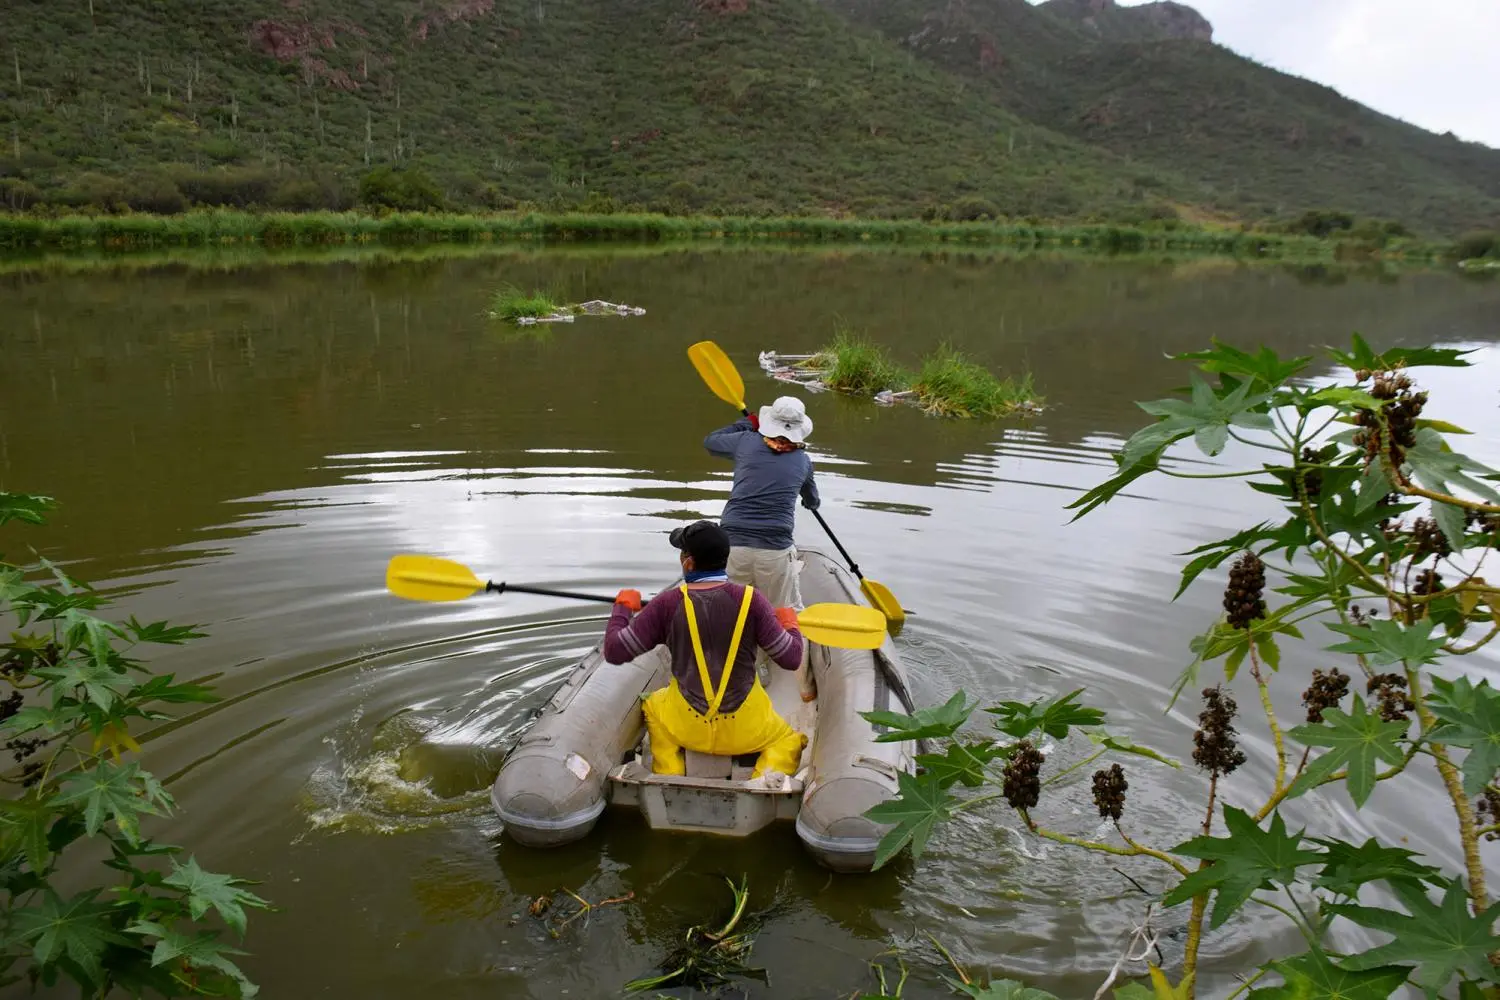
[796,603,888,650]
[386,554,485,602]
[860,578,906,626]
[688,340,746,412]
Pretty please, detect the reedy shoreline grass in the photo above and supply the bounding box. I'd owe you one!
[0,209,1450,262]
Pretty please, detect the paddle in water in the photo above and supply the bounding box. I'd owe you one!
[385,554,888,650]
[686,339,907,626]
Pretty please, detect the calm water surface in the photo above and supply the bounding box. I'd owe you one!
[2,248,1499,999]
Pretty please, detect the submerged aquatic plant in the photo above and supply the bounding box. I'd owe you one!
[624,876,765,993]
[909,345,1038,418]
[487,284,562,321]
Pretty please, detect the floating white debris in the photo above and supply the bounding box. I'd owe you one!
[501,299,645,325]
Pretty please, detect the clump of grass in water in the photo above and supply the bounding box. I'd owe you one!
[910,345,1039,418]
[624,876,765,993]
[811,329,908,394]
[488,284,561,321]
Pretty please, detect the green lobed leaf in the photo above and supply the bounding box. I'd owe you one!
[1163,807,1324,930]
[33,656,134,711]
[1425,676,1500,795]
[1405,429,1500,504]
[1254,633,1281,672]
[1325,618,1446,667]
[1431,500,1469,555]
[1308,837,1448,897]
[59,608,122,667]
[916,741,1003,788]
[124,616,208,645]
[1355,460,1397,514]
[1175,521,1296,599]
[0,493,56,527]
[1067,446,1164,522]
[56,760,174,843]
[163,856,271,938]
[1303,386,1384,412]
[1120,421,1195,472]
[1286,697,1409,807]
[1,703,85,738]
[7,889,129,987]
[863,770,959,870]
[1129,373,1274,463]
[0,791,57,875]
[129,673,222,705]
[1245,949,1411,1000]
[986,688,1105,740]
[129,920,258,999]
[1327,333,1475,373]
[1332,880,1500,996]
[1171,341,1313,387]
[862,689,977,743]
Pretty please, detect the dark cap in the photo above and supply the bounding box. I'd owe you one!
[668,520,731,570]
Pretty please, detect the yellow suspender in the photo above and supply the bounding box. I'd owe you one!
[679,584,755,720]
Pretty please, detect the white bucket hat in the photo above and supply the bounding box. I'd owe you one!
[758,396,813,443]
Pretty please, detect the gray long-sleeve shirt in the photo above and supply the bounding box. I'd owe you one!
[704,417,819,550]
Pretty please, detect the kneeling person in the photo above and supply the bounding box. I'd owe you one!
[603,520,806,779]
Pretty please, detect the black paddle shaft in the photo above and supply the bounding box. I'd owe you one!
[485,581,617,604]
[810,508,864,581]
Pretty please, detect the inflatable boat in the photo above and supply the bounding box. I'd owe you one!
[489,546,919,873]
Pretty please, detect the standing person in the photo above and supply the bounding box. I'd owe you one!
[702,395,819,611]
[603,521,806,780]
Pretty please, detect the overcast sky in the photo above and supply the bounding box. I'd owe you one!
[1110,0,1500,148]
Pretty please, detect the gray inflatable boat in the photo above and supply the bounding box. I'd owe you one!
[490,547,918,872]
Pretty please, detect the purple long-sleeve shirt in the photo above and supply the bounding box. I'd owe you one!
[604,583,803,715]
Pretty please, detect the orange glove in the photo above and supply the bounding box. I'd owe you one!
[774,607,799,632]
[614,589,642,612]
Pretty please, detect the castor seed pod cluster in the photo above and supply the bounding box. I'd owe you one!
[1003,740,1043,811]
[1091,763,1128,822]
[1301,667,1350,724]
[1223,552,1267,629]
[1193,686,1247,777]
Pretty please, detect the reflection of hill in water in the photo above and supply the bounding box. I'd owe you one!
[3,249,1497,569]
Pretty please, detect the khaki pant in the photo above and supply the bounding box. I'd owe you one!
[727,545,812,696]
[727,546,803,610]
[642,680,806,778]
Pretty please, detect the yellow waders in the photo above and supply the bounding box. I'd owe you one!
[641,585,807,779]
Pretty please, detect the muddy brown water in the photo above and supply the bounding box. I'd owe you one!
[2,247,1499,999]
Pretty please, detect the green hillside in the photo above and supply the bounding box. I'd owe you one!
[831,0,1500,233]
[0,0,1496,234]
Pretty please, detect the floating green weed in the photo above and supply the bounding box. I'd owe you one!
[488,284,561,321]
[813,329,908,394]
[910,345,1039,418]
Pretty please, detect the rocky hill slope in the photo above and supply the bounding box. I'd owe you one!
[0,0,1494,233]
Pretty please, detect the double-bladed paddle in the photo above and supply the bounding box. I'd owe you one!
[385,554,888,651]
